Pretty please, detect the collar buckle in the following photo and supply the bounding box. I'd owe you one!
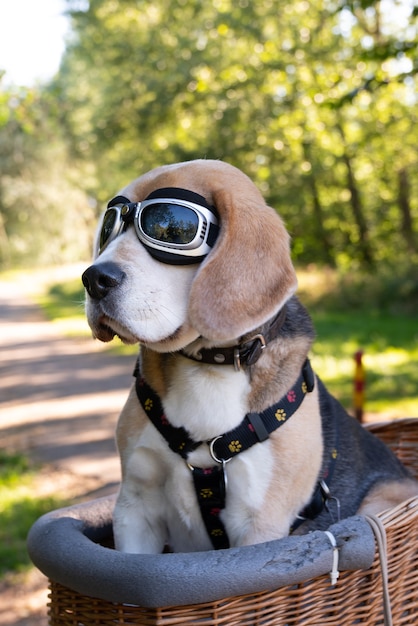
[233,348,241,371]
[234,334,266,371]
[242,333,266,368]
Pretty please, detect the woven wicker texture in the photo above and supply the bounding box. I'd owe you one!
[47,418,418,626]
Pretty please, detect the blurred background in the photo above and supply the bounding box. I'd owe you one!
[1,0,418,272]
[2,0,416,412]
[0,1,417,623]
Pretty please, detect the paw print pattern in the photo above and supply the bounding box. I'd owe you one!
[275,408,286,422]
[200,488,213,499]
[144,398,153,411]
[228,440,242,453]
[287,390,296,403]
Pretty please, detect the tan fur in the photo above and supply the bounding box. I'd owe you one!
[83,159,417,554]
[358,479,418,517]
[121,160,297,341]
[241,385,323,545]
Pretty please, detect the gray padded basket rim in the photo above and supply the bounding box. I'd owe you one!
[27,495,376,608]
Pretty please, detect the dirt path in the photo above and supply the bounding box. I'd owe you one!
[0,265,137,626]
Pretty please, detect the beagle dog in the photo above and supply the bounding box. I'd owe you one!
[82,159,418,553]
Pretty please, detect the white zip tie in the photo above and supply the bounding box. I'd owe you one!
[324,530,340,585]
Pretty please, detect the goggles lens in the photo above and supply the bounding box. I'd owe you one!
[140,203,199,245]
[98,188,219,265]
[99,207,120,251]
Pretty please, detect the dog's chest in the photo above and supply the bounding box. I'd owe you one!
[162,361,250,443]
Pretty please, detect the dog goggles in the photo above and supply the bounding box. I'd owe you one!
[98,187,219,265]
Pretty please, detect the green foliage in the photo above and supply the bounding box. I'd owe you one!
[0,83,95,268]
[0,451,66,577]
[1,0,417,271]
[310,310,418,416]
[299,262,418,315]
[51,0,418,270]
[0,450,30,482]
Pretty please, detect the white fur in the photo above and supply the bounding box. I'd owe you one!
[164,358,249,442]
[86,230,200,349]
[114,425,278,554]
[114,372,277,553]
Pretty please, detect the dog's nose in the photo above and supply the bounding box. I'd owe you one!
[82,262,126,300]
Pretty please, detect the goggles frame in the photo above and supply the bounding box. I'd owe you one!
[98,188,219,265]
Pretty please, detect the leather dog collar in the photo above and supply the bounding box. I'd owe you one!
[180,305,288,370]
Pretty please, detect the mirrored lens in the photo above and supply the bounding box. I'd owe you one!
[100,208,119,250]
[140,203,199,244]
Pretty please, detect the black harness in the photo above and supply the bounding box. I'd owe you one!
[134,356,338,549]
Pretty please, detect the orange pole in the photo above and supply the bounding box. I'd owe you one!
[353,350,365,423]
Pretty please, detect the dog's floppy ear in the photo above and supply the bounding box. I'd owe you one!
[188,186,297,342]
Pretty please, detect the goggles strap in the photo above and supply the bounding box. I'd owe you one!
[145,187,216,214]
[107,189,216,216]
[107,195,131,208]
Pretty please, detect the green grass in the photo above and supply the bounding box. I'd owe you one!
[23,265,418,419]
[309,311,418,417]
[297,266,418,418]
[0,451,67,578]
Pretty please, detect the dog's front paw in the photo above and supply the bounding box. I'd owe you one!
[113,494,166,554]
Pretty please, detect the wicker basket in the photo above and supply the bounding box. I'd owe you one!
[29,419,418,626]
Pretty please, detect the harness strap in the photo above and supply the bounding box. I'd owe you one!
[211,359,315,461]
[134,375,200,459]
[134,359,316,549]
[135,359,314,461]
[190,464,230,549]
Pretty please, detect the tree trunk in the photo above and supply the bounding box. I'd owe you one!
[341,150,374,267]
[336,123,374,267]
[0,214,11,267]
[302,141,334,265]
[397,167,417,254]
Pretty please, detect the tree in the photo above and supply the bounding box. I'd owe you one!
[3,0,416,269]
[0,81,94,267]
[55,0,417,268]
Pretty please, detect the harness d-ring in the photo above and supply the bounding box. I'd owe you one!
[209,436,232,465]
[209,436,231,490]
